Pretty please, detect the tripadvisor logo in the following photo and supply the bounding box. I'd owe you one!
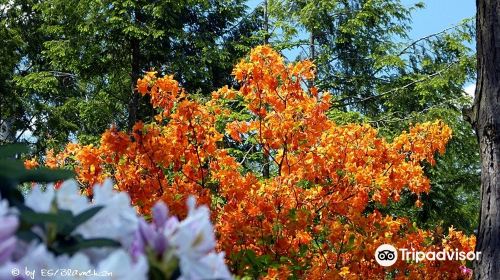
[375,244,398,267]
[374,244,482,267]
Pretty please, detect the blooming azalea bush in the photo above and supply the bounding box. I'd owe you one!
[0,146,232,280]
[29,46,475,279]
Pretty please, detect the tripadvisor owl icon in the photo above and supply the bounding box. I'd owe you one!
[375,244,398,267]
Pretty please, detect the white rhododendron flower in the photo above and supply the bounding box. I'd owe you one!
[25,179,139,261]
[95,250,147,280]
[0,196,18,267]
[56,180,89,214]
[171,196,216,259]
[25,185,55,213]
[178,252,232,280]
[7,245,147,280]
[1,179,233,280]
[14,244,59,277]
[172,197,231,280]
[53,253,93,279]
[26,180,88,215]
[0,197,9,217]
[75,179,139,248]
[133,196,233,279]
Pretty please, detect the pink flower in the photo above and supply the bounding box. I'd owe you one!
[459,265,472,277]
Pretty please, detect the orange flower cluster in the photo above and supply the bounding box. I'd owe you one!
[37,46,473,279]
[46,97,220,215]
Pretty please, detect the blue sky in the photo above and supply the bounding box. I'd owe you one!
[403,0,476,94]
[403,0,475,39]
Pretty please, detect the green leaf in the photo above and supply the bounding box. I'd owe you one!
[16,229,43,243]
[0,161,30,180]
[20,209,73,230]
[148,266,168,280]
[56,238,120,255]
[0,183,25,206]
[60,206,104,235]
[0,144,29,158]
[18,167,74,183]
[73,206,103,227]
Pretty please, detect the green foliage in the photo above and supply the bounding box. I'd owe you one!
[0,143,119,255]
[1,0,263,152]
[0,144,73,206]
[231,249,273,279]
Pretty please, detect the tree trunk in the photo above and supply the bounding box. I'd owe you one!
[0,118,15,143]
[263,0,269,45]
[128,36,141,131]
[308,32,315,90]
[472,0,500,278]
[309,32,315,61]
[127,4,144,132]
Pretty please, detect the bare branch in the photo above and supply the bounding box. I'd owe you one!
[396,19,474,57]
[332,62,457,108]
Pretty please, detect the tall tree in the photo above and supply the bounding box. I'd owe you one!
[468,0,500,277]
[0,0,261,151]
